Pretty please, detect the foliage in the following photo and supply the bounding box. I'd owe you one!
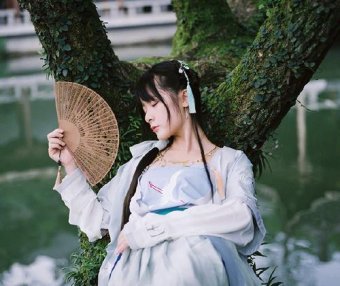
[257,0,281,11]
[248,251,283,286]
[65,232,109,286]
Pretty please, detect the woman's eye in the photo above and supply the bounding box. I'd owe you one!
[151,101,159,107]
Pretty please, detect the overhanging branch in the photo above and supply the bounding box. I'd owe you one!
[205,0,340,166]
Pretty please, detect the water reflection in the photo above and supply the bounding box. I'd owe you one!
[257,236,340,286]
[296,89,309,176]
[288,192,340,262]
[257,83,340,284]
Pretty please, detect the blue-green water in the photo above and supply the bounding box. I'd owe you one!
[0,41,339,285]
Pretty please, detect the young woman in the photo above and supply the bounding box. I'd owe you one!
[47,60,266,286]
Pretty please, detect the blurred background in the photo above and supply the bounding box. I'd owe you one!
[0,0,339,285]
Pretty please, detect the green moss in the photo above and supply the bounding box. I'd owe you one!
[171,0,250,59]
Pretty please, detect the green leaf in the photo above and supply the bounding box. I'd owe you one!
[78,65,84,72]
[63,44,71,51]
[61,25,69,31]
[254,94,264,103]
[254,78,267,88]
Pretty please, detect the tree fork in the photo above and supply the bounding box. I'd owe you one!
[172,0,250,59]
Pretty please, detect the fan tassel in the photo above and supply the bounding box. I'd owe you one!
[53,161,62,191]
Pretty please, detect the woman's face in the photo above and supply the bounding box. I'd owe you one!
[141,88,185,140]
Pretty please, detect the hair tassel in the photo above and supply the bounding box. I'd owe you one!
[187,83,196,114]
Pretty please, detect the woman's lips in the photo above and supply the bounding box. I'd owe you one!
[151,126,159,132]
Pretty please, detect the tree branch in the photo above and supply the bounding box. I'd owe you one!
[205,0,340,169]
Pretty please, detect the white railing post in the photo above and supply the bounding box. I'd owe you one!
[108,2,119,18]
[22,10,31,25]
[5,9,15,25]
[127,4,137,16]
[153,3,161,13]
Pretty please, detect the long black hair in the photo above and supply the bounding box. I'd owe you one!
[121,60,214,229]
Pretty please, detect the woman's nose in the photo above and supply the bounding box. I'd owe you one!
[145,111,152,124]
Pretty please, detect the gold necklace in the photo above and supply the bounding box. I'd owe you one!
[153,145,218,167]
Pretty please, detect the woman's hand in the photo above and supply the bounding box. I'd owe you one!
[47,128,77,174]
[115,230,130,254]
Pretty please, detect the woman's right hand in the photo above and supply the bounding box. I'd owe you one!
[47,129,77,174]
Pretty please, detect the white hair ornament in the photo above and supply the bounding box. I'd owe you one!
[178,60,196,114]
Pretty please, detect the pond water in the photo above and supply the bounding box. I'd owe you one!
[0,40,339,285]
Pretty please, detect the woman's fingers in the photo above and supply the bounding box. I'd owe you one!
[115,244,126,254]
[47,129,65,162]
[47,129,77,170]
[47,129,66,152]
[49,137,66,147]
[49,142,64,151]
[115,231,129,254]
[48,137,66,154]
[47,128,64,140]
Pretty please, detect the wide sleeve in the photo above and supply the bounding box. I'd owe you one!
[123,151,266,255]
[224,151,266,255]
[123,197,254,250]
[55,162,129,242]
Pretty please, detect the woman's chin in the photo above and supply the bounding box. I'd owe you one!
[155,132,169,141]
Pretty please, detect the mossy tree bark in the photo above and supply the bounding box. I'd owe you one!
[18,0,340,284]
[205,0,340,168]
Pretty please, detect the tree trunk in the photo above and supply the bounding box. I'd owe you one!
[18,0,340,284]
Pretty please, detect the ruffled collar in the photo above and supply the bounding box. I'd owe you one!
[129,140,168,158]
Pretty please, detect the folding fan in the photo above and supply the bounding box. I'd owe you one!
[54,81,119,186]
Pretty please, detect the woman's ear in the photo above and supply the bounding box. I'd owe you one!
[179,89,189,108]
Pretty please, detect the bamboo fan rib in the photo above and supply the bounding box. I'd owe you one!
[54,81,119,186]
